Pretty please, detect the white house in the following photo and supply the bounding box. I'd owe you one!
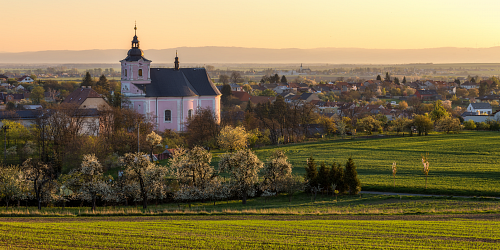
[461,82,479,90]
[467,103,492,115]
[18,76,34,84]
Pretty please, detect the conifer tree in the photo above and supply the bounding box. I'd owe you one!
[385,72,391,82]
[221,84,233,107]
[317,162,330,191]
[376,75,382,81]
[328,162,347,194]
[281,75,288,83]
[402,76,407,84]
[81,72,94,87]
[394,77,400,85]
[344,157,361,195]
[96,74,109,91]
[304,156,318,189]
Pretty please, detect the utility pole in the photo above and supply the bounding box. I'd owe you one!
[2,125,9,162]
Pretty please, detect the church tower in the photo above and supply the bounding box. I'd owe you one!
[120,24,151,96]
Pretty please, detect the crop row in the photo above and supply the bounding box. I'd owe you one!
[0,219,498,249]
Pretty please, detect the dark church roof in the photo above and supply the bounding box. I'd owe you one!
[143,68,221,97]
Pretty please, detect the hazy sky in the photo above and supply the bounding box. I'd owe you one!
[3,0,500,52]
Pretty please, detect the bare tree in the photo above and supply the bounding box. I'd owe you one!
[22,158,58,210]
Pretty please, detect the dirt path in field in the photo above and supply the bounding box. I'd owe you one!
[0,213,498,223]
[360,191,500,199]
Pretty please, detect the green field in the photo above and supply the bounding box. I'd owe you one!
[1,194,498,217]
[212,131,500,197]
[0,215,498,249]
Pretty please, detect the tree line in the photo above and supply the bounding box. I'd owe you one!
[0,142,360,210]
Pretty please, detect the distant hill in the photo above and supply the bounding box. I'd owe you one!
[1,47,500,64]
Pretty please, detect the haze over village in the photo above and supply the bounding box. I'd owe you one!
[0,0,500,249]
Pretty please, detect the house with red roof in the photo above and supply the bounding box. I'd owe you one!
[62,86,110,110]
[17,76,34,84]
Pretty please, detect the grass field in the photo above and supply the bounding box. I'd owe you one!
[0,215,499,249]
[1,193,497,217]
[210,131,500,197]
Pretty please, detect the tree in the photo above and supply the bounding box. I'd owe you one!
[412,115,433,136]
[0,165,24,208]
[219,149,263,204]
[394,77,400,85]
[389,117,410,135]
[242,84,252,93]
[318,115,337,136]
[219,74,230,84]
[456,88,468,98]
[463,120,476,130]
[259,89,276,97]
[336,121,347,139]
[376,75,382,81]
[356,116,382,134]
[6,102,15,111]
[317,162,330,192]
[344,158,361,195]
[30,86,45,104]
[429,100,450,122]
[398,100,408,110]
[170,147,215,197]
[81,72,94,87]
[146,131,162,161]
[218,126,248,151]
[479,82,489,96]
[468,88,479,98]
[304,156,318,189]
[185,107,219,148]
[402,76,407,84]
[22,159,58,210]
[422,153,430,189]
[230,71,243,83]
[261,150,292,193]
[95,74,110,94]
[65,154,112,211]
[328,162,347,194]
[283,175,304,202]
[120,152,169,209]
[281,75,288,83]
[435,117,461,134]
[270,74,280,83]
[220,84,233,107]
[384,72,391,82]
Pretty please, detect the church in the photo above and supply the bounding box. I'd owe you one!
[120,26,221,131]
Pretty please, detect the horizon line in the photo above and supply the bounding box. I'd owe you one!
[1,46,500,54]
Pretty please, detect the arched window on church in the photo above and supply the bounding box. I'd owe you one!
[188,109,193,119]
[125,69,127,77]
[138,69,143,77]
[164,110,171,122]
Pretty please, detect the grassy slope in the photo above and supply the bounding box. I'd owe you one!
[2,193,499,216]
[210,131,500,196]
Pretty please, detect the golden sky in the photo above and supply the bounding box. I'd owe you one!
[3,0,500,52]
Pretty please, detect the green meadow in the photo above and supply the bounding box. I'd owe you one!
[212,131,500,197]
[0,216,498,249]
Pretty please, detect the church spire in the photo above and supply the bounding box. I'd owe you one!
[174,50,179,70]
[132,23,139,49]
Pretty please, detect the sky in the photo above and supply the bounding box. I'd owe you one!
[3,0,500,52]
